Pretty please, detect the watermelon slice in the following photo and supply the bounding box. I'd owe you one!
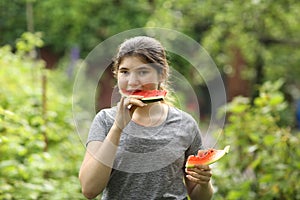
[186,145,230,168]
[120,89,167,103]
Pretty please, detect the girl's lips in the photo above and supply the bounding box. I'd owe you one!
[121,89,142,96]
[127,89,142,93]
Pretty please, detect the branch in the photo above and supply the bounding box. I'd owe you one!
[259,37,300,47]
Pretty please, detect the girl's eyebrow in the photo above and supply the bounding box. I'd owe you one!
[136,66,151,70]
[119,65,151,71]
[118,67,129,70]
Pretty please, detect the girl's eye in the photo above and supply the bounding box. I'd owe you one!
[138,70,149,76]
[119,70,128,75]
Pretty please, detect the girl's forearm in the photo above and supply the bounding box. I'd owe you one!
[79,124,122,199]
[188,181,214,200]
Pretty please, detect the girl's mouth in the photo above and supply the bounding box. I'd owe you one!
[121,89,143,96]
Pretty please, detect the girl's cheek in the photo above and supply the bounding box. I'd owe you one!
[118,78,127,86]
[118,82,126,91]
[142,83,157,90]
[142,79,159,89]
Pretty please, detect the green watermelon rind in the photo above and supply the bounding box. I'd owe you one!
[141,96,165,103]
[186,145,230,168]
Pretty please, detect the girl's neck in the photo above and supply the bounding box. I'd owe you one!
[132,102,168,127]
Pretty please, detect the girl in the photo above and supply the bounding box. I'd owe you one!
[79,36,213,200]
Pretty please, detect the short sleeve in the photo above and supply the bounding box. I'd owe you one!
[86,110,110,146]
[185,120,203,159]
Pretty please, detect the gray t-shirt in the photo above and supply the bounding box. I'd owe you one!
[87,106,203,200]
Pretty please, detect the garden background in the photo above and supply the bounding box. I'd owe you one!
[1,0,300,199]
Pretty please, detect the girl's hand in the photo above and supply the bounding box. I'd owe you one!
[185,164,212,186]
[114,95,146,130]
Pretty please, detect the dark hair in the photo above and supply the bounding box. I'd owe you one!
[112,36,169,87]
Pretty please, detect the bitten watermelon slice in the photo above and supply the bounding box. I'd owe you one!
[186,145,230,168]
[121,89,167,103]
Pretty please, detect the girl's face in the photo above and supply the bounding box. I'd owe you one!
[117,56,162,94]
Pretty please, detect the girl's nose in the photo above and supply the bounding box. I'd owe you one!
[128,73,139,86]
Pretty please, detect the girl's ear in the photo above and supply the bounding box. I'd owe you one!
[158,82,161,90]
[158,72,167,89]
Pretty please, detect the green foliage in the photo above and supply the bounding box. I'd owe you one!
[2,1,300,107]
[33,0,154,55]
[0,33,85,199]
[142,0,300,111]
[212,80,300,200]
[0,0,27,47]
[199,0,300,100]
[1,0,154,55]
[15,32,44,56]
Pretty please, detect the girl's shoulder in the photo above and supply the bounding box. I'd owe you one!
[167,106,199,125]
[94,106,117,121]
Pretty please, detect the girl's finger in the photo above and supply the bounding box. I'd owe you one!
[194,164,211,171]
[186,174,210,185]
[186,170,211,182]
[186,167,212,179]
[190,169,212,177]
[125,97,147,108]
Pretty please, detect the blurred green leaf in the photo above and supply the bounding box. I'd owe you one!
[0,37,85,199]
[213,80,300,199]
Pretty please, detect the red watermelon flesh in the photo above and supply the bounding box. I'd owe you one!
[186,145,230,167]
[121,89,167,103]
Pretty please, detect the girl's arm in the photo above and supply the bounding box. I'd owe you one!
[78,124,122,199]
[78,96,145,199]
[184,164,214,200]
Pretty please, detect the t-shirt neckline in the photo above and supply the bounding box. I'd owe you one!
[130,105,170,129]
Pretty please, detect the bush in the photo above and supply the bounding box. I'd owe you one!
[0,33,85,199]
[212,80,300,200]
